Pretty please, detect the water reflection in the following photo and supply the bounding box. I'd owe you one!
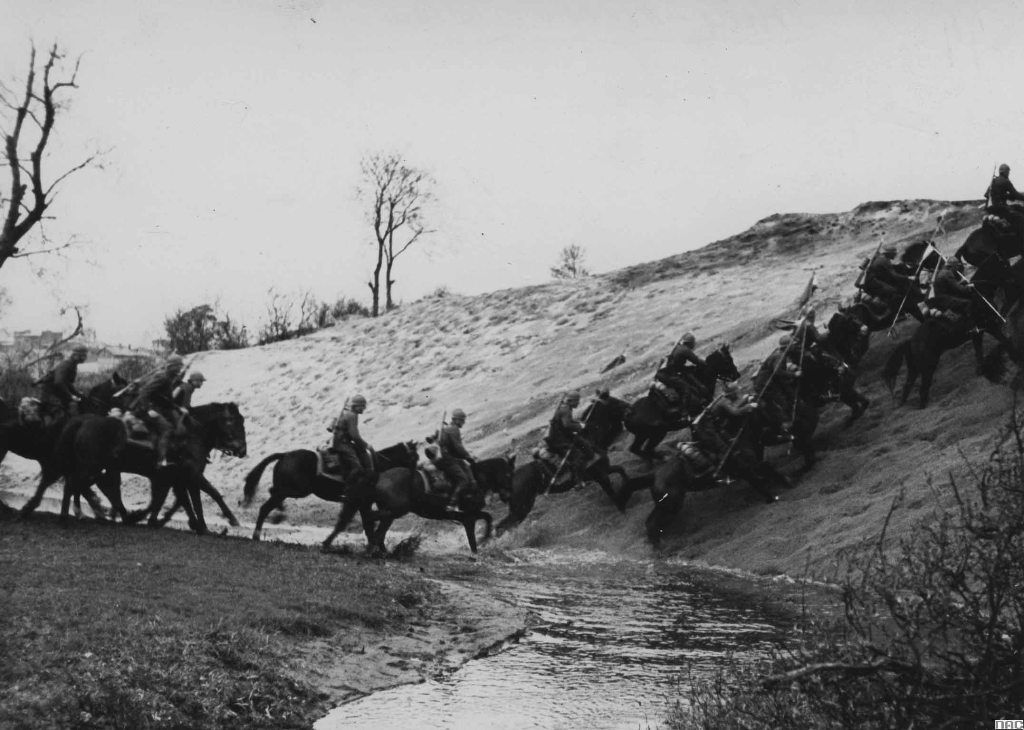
[317,551,789,730]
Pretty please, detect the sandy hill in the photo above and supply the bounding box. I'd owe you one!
[4,198,1013,580]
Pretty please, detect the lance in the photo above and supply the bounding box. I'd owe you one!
[956,270,1006,324]
[855,236,885,291]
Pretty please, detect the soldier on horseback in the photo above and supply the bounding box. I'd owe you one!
[329,394,373,487]
[861,243,918,318]
[692,381,758,466]
[984,163,1024,245]
[753,335,801,438]
[431,408,478,505]
[130,354,186,467]
[926,258,975,322]
[544,391,599,481]
[173,371,205,411]
[36,343,88,424]
[654,332,708,412]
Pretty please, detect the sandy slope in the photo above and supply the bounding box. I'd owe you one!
[3,198,1010,580]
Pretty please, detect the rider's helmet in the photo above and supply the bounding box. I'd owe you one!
[779,334,792,348]
[71,343,88,358]
[882,243,897,256]
[451,408,467,423]
[349,394,367,411]
[166,354,185,370]
[681,332,696,346]
[564,391,581,406]
[187,371,206,384]
[999,163,1011,175]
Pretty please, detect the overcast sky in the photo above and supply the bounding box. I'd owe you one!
[2,0,1021,346]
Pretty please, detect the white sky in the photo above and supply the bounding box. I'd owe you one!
[1,0,1021,346]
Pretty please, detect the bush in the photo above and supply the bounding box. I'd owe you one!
[673,409,1024,729]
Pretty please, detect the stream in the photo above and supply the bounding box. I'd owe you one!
[316,547,794,730]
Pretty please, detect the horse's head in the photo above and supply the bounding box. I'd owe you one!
[195,402,247,457]
[472,453,516,501]
[707,343,741,382]
[375,440,420,470]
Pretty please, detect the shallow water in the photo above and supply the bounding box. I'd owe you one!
[316,548,791,730]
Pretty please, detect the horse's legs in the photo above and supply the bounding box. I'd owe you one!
[20,468,63,517]
[901,358,919,406]
[479,512,493,542]
[919,365,936,409]
[252,493,286,541]
[197,476,240,527]
[370,516,394,554]
[458,512,479,553]
[323,501,360,550]
[359,504,377,547]
[95,471,128,522]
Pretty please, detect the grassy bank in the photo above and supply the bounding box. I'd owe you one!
[0,513,467,729]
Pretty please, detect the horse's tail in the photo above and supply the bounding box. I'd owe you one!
[881,341,909,394]
[242,453,286,505]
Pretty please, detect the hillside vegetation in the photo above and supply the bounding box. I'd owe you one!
[4,198,1010,580]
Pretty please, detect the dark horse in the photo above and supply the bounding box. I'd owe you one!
[955,225,1024,313]
[881,299,1017,408]
[495,391,631,534]
[242,441,419,547]
[645,432,789,548]
[624,343,741,457]
[22,403,248,533]
[341,454,516,555]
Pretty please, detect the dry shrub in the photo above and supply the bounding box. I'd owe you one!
[673,408,1024,729]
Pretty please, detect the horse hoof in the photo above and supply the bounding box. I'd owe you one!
[229,518,241,527]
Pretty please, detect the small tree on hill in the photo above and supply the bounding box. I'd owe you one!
[164,304,250,353]
[550,244,589,280]
[358,152,435,316]
[0,44,100,274]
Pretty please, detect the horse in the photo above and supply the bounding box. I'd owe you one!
[494,391,631,534]
[21,403,248,533]
[824,309,870,367]
[624,343,741,457]
[955,225,1024,313]
[644,434,788,548]
[242,441,419,546]
[797,349,870,425]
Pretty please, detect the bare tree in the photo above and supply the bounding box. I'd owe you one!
[358,152,435,316]
[550,244,590,280]
[0,44,99,272]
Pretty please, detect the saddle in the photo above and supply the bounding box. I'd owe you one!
[674,441,731,486]
[315,449,346,483]
[531,445,576,490]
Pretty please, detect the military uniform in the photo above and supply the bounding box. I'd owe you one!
[930,265,974,318]
[434,415,477,503]
[863,250,915,302]
[544,394,598,473]
[655,338,708,401]
[37,354,85,421]
[331,404,372,482]
[693,389,757,462]
[131,360,185,465]
[985,170,1024,239]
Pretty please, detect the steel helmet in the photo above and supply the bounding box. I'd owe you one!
[187,371,205,383]
[564,391,581,404]
[166,354,185,367]
[451,408,466,421]
[882,243,897,254]
[349,394,367,409]
[681,332,696,346]
[1000,163,1011,174]
[779,334,792,347]
[71,343,88,355]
